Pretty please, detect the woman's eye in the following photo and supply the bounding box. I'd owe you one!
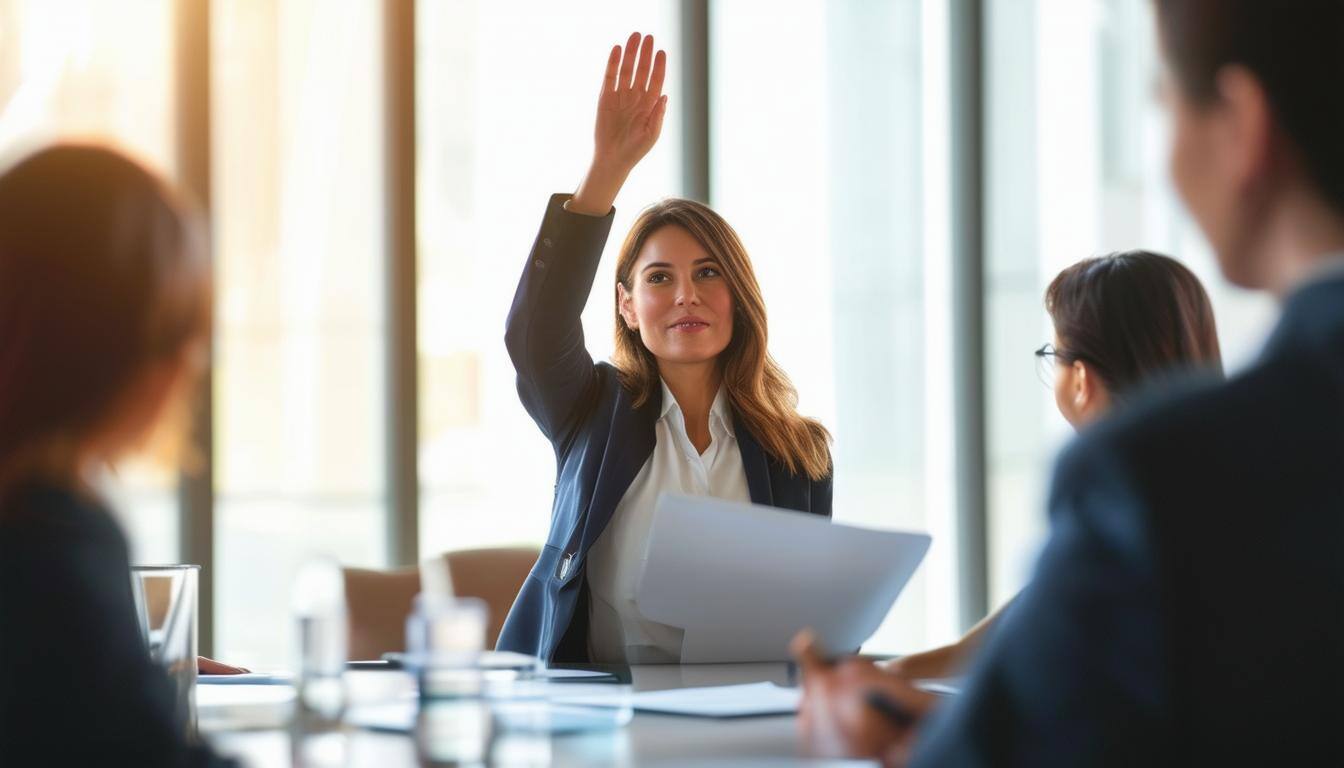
[697,266,720,278]
[648,272,669,284]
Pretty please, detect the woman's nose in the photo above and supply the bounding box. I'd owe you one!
[675,278,700,306]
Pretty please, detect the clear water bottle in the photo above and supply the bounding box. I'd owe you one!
[291,556,348,767]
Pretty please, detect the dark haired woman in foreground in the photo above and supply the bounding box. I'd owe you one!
[0,145,234,766]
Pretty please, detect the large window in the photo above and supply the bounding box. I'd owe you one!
[416,1,682,557]
[983,0,1277,606]
[212,0,387,668]
[711,0,960,654]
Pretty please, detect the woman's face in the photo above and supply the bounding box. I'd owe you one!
[618,225,735,368]
[1051,333,1111,430]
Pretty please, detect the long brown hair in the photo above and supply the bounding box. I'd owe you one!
[0,144,209,494]
[612,198,831,481]
[1045,250,1222,398]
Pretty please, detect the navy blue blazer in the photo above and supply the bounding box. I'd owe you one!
[911,272,1344,766]
[0,482,236,766]
[496,194,833,662]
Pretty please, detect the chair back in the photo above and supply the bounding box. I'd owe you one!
[343,546,539,660]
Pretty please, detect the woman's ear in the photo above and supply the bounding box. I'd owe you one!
[617,282,639,330]
[1073,361,1111,421]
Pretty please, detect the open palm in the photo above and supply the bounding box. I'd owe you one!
[594,32,667,174]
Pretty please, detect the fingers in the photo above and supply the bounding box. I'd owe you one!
[198,656,251,675]
[790,629,829,680]
[601,44,621,95]
[618,31,640,91]
[633,33,655,91]
[647,95,668,141]
[862,673,939,716]
[647,49,667,103]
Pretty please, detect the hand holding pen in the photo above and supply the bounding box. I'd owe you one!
[790,629,938,767]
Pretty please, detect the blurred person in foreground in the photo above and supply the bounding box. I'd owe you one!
[794,0,1344,764]
[0,145,237,766]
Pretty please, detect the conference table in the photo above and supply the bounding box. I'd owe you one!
[201,662,872,766]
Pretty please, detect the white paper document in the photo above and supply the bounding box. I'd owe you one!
[199,672,294,685]
[637,493,932,663]
[622,682,799,718]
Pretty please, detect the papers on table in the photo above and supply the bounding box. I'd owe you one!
[199,671,294,685]
[543,668,619,682]
[627,682,798,718]
[637,493,932,663]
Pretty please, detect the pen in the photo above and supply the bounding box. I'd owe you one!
[864,689,916,729]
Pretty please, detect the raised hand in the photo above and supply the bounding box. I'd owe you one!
[569,32,668,216]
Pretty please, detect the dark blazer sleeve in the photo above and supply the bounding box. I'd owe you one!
[909,438,1170,767]
[0,493,237,767]
[504,193,616,446]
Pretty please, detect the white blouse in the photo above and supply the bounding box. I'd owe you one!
[586,381,751,663]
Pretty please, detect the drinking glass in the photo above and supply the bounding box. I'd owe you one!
[131,564,200,740]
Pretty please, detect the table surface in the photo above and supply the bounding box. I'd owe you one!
[202,662,872,767]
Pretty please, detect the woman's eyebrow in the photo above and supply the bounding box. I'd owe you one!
[640,258,718,273]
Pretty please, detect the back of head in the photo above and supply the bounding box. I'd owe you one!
[1046,251,1222,398]
[0,145,209,490]
[1156,0,1344,217]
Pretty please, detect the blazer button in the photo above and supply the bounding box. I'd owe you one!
[542,237,553,248]
[534,259,546,270]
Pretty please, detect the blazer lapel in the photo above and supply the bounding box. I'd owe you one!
[579,385,660,554]
[733,411,774,506]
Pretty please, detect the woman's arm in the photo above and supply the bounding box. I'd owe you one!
[884,600,1009,679]
[504,33,668,443]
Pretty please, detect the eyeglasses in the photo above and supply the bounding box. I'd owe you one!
[1034,343,1070,387]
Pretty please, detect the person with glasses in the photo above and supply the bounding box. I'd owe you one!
[874,250,1223,683]
[795,0,1344,762]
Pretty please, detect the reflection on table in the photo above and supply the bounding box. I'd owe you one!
[201,662,871,766]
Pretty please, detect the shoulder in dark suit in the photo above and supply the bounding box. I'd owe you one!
[911,274,1344,767]
[0,482,236,767]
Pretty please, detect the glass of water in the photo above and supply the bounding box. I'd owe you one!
[131,564,200,740]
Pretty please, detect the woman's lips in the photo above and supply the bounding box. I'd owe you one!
[669,318,710,333]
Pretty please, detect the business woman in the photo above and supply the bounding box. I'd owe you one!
[497,32,833,664]
[0,146,233,765]
[882,250,1224,680]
